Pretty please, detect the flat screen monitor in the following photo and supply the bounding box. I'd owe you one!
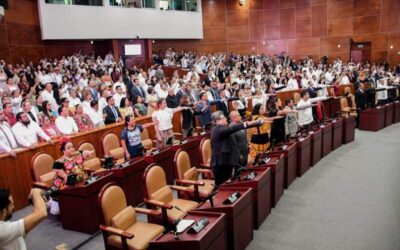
[124,44,142,56]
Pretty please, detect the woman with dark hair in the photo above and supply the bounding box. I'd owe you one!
[119,97,134,119]
[120,115,157,160]
[132,95,147,117]
[40,100,57,122]
[249,103,272,157]
[73,104,93,131]
[267,96,297,144]
[180,95,195,138]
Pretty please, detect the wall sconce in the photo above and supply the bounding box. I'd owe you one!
[262,41,266,45]
[239,0,245,6]
[337,44,341,48]
[90,40,93,45]
[390,45,393,49]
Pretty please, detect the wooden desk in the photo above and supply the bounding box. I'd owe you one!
[309,128,322,166]
[394,101,400,123]
[252,154,285,207]
[149,211,227,250]
[331,118,343,150]
[195,187,253,250]
[385,103,394,127]
[144,148,175,185]
[58,173,114,234]
[330,97,341,117]
[292,135,312,177]
[269,142,298,189]
[359,106,385,131]
[171,137,202,168]
[110,158,147,206]
[221,168,271,229]
[342,116,355,144]
[321,122,333,157]
[322,99,331,118]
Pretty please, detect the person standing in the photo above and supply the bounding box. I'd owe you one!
[229,111,250,167]
[210,111,267,185]
[355,83,367,128]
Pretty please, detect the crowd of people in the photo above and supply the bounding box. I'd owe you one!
[0,50,399,159]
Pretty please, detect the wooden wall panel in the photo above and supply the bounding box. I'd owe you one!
[353,15,380,35]
[320,36,350,53]
[4,0,40,25]
[280,8,296,39]
[328,18,353,37]
[288,38,320,55]
[7,23,42,46]
[311,5,327,37]
[250,0,264,10]
[202,0,226,13]
[264,0,280,9]
[353,0,380,17]
[203,12,226,28]
[327,1,353,20]
[227,26,249,42]
[200,27,227,43]
[227,11,249,27]
[264,9,280,26]
[280,0,295,9]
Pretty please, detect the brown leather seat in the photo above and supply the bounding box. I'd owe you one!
[99,183,164,250]
[78,141,106,173]
[31,152,55,188]
[140,128,154,151]
[293,92,301,105]
[174,149,214,200]
[143,164,198,225]
[102,133,125,164]
[199,138,211,169]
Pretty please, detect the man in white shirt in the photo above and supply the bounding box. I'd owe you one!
[55,107,79,135]
[0,188,47,250]
[12,112,52,148]
[113,86,126,108]
[286,74,299,90]
[84,100,105,128]
[339,72,350,85]
[324,69,334,85]
[0,109,18,157]
[376,78,388,104]
[40,83,58,112]
[296,90,327,128]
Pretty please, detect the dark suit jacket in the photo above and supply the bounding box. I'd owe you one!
[129,84,146,101]
[103,105,122,125]
[355,89,367,111]
[211,121,261,167]
[230,124,249,166]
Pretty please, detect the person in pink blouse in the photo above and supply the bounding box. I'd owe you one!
[40,114,61,140]
[73,104,93,132]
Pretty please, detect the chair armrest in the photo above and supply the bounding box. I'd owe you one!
[197,168,212,174]
[99,225,134,239]
[169,185,196,194]
[143,198,173,209]
[134,207,161,216]
[199,163,210,169]
[176,179,205,186]
[32,182,50,190]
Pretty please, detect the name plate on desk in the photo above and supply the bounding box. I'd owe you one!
[152,150,160,155]
[280,145,288,150]
[263,157,271,164]
[176,219,195,233]
[319,125,325,128]
[223,191,242,205]
[187,217,209,234]
[243,171,257,181]
[309,131,314,135]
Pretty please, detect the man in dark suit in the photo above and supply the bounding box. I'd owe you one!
[88,80,98,101]
[355,83,367,127]
[103,96,122,125]
[229,111,249,168]
[128,78,146,102]
[210,111,265,185]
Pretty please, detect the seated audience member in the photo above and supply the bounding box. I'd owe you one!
[3,103,16,126]
[119,97,134,119]
[21,100,39,124]
[68,88,81,108]
[11,90,22,114]
[85,100,105,128]
[152,98,185,148]
[0,109,18,157]
[40,114,61,139]
[133,95,147,117]
[40,83,58,112]
[196,91,213,130]
[40,100,57,122]
[55,106,79,135]
[113,85,126,108]
[283,98,299,137]
[146,87,158,115]
[103,96,122,125]
[0,188,47,249]
[120,115,158,160]
[12,112,52,148]
[73,104,93,132]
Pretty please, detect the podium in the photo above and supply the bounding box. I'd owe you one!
[342,116,355,144]
[195,187,253,250]
[291,135,311,177]
[110,158,147,206]
[331,118,343,150]
[253,154,285,207]
[321,122,332,157]
[359,106,385,131]
[171,137,201,168]
[144,148,175,185]
[221,168,271,229]
[268,142,297,189]
[385,103,394,127]
[394,101,400,123]
[149,211,227,250]
[58,173,114,234]
[309,128,322,166]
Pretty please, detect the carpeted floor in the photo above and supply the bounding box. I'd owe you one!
[14,123,400,250]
